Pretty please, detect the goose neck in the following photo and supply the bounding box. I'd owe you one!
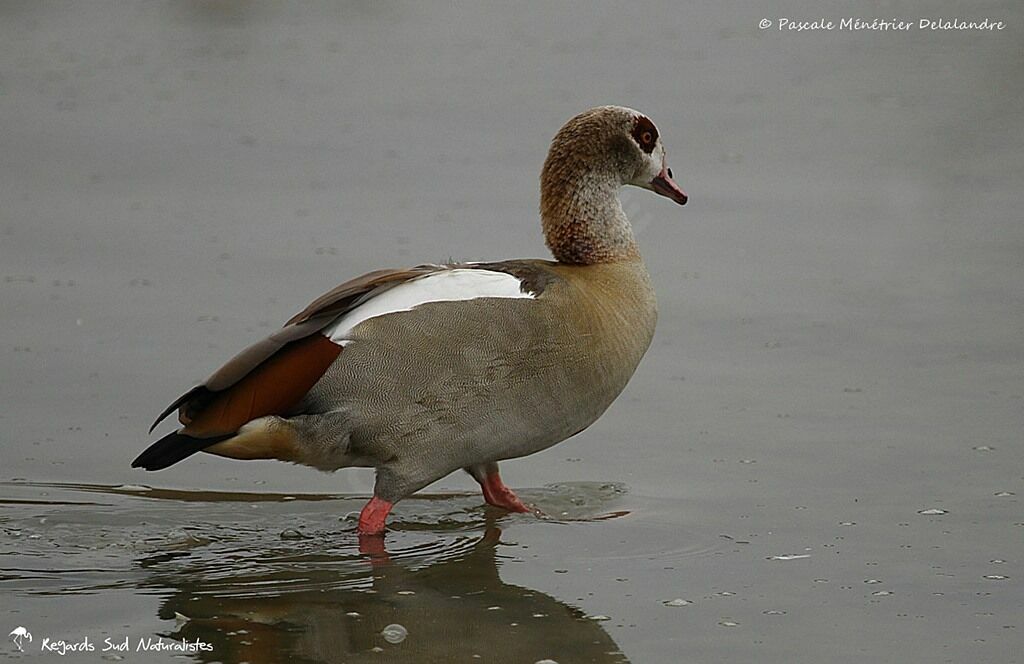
[540,169,639,265]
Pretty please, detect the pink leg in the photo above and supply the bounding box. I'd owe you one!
[480,471,531,513]
[358,496,393,535]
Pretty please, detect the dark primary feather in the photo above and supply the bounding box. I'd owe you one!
[132,431,232,471]
[149,385,206,433]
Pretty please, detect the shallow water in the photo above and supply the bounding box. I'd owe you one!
[1,1,1022,662]
[2,481,639,662]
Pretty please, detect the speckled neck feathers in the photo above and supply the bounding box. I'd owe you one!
[540,108,641,265]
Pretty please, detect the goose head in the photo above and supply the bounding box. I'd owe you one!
[540,106,687,264]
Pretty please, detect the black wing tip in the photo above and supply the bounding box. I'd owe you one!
[148,398,185,435]
[149,385,211,434]
[132,431,231,471]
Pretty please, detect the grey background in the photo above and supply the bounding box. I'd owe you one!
[1,2,1021,662]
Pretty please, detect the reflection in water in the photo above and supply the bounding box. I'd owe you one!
[149,525,628,663]
[0,481,631,663]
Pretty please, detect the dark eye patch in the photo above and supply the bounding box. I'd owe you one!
[631,116,659,154]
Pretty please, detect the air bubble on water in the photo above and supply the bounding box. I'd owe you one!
[718,619,739,627]
[346,612,361,617]
[588,615,611,621]
[917,508,947,515]
[871,591,892,596]
[535,659,560,664]
[279,529,303,540]
[763,610,786,615]
[990,559,1005,564]
[839,521,856,526]
[768,554,810,561]
[663,598,691,607]
[972,445,994,451]
[397,590,415,595]
[994,491,1015,497]
[865,579,882,584]
[381,623,407,644]
[983,575,1009,580]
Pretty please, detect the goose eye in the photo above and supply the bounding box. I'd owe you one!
[667,168,673,178]
[631,116,659,154]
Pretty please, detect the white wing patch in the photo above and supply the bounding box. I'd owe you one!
[322,268,533,344]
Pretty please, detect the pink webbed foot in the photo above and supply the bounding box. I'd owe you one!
[358,496,393,536]
[481,472,531,513]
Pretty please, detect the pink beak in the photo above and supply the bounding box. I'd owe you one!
[651,166,687,205]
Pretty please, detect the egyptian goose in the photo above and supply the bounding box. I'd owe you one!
[134,106,687,535]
